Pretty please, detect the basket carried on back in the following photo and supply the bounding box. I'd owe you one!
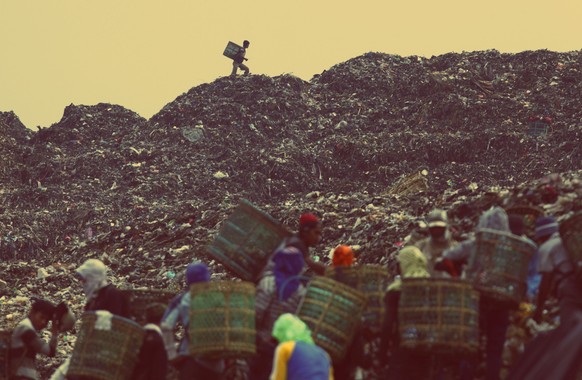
[296,276,367,362]
[189,281,256,358]
[207,199,291,282]
[399,278,480,355]
[0,330,10,380]
[223,41,242,60]
[506,205,545,239]
[324,265,391,332]
[121,289,176,325]
[560,212,582,266]
[68,312,144,380]
[467,229,536,306]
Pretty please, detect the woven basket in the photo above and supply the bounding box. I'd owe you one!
[399,278,480,355]
[467,229,536,305]
[297,276,367,362]
[506,205,545,239]
[68,312,145,380]
[324,265,391,332]
[189,281,256,358]
[121,289,176,325]
[207,199,291,282]
[0,330,10,380]
[560,212,582,265]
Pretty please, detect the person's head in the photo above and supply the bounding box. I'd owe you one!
[298,213,322,248]
[508,214,525,236]
[243,40,250,48]
[332,245,355,267]
[186,262,211,286]
[76,259,108,299]
[272,313,314,345]
[426,209,448,240]
[535,216,559,244]
[145,303,167,325]
[477,207,510,232]
[397,246,430,279]
[29,299,56,330]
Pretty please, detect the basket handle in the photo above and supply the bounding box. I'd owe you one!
[278,275,310,302]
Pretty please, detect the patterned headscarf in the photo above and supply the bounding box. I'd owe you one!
[273,248,305,301]
[332,245,355,267]
[76,259,109,302]
[272,313,314,345]
[388,246,430,291]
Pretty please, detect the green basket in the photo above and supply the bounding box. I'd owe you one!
[560,212,582,266]
[297,276,367,362]
[527,121,550,137]
[0,330,10,380]
[324,265,391,332]
[189,281,256,358]
[68,312,144,380]
[468,229,536,305]
[121,289,176,326]
[223,41,242,60]
[207,199,291,282]
[399,278,480,355]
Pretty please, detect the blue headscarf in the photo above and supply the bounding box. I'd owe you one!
[186,262,211,285]
[273,248,305,301]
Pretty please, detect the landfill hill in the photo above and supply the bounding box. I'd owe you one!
[1,48,582,379]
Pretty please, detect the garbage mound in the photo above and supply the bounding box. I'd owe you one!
[0,49,581,378]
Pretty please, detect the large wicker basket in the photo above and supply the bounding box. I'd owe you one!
[68,312,144,380]
[468,229,536,306]
[207,199,291,282]
[0,330,10,380]
[560,212,582,266]
[506,205,545,239]
[324,265,391,332]
[296,276,367,362]
[121,289,176,325]
[189,281,256,358]
[399,278,480,355]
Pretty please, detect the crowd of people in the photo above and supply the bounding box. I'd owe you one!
[3,206,581,380]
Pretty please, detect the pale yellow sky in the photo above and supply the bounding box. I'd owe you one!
[0,0,580,128]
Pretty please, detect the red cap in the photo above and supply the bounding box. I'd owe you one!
[299,213,320,229]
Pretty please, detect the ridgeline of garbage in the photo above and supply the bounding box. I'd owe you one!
[1,49,582,378]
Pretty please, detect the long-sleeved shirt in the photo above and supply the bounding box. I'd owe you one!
[270,341,333,380]
[11,318,56,380]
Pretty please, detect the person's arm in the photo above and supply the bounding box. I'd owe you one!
[443,240,474,263]
[21,328,58,357]
[305,256,326,275]
[270,341,294,380]
[534,272,554,322]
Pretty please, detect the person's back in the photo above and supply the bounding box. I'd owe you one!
[272,341,332,380]
[132,303,168,380]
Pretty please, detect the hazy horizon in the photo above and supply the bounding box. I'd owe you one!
[1,0,580,129]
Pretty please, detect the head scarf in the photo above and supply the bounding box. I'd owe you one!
[535,216,559,240]
[76,259,108,302]
[477,207,510,232]
[388,246,430,291]
[332,245,355,267]
[186,262,210,286]
[272,313,314,345]
[273,248,305,301]
[299,213,320,231]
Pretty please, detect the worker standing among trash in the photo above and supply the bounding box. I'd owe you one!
[10,299,60,380]
[439,207,514,380]
[251,245,309,379]
[379,245,430,379]
[270,313,334,380]
[414,209,458,276]
[230,40,250,77]
[75,258,130,317]
[161,262,224,380]
[533,216,582,324]
[132,303,169,380]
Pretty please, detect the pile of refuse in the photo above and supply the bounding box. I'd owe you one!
[0,49,581,378]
